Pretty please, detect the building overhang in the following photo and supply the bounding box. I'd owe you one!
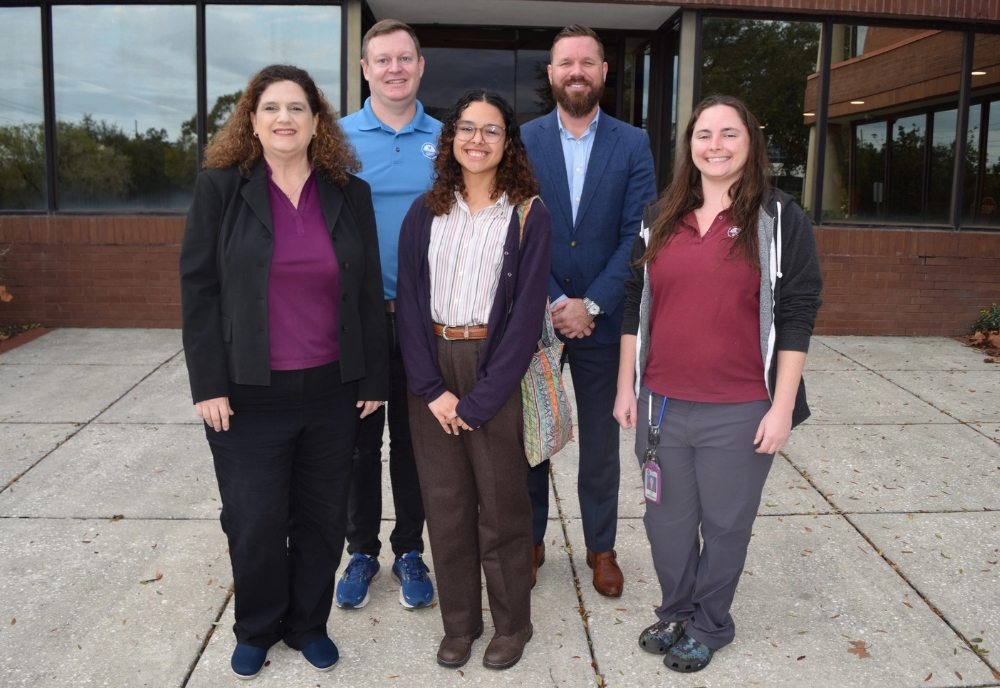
[366,0,679,31]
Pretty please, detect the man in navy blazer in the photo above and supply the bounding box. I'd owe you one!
[522,24,656,597]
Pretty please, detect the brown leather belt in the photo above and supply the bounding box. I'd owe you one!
[384,299,396,313]
[433,323,488,340]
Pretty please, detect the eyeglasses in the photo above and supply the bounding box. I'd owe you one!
[455,121,505,144]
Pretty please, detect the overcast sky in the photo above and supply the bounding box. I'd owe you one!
[0,5,341,140]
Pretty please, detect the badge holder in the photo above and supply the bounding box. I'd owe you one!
[643,392,666,505]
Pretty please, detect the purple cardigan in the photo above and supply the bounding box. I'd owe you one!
[396,194,552,429]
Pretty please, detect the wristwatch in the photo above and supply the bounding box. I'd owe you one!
[582,297,602,317]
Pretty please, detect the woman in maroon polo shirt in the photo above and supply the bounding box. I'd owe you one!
[180,64,388,680]
[613,94,822,673]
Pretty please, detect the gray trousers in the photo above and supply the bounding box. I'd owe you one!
[635,387,773,650]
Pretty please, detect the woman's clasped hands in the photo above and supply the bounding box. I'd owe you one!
[427,391,473,434]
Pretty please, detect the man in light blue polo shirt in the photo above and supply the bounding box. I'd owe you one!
[336,18,442,611]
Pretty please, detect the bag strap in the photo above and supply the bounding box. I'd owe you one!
[517,195,539,247]
[514,195,556,348]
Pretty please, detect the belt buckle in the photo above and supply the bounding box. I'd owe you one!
[440,325,452,341]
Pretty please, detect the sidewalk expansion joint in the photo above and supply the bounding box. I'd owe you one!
[1,350,189,496]
[549,461,605,687]
[781,447,1000,681]
[181,585,234,687]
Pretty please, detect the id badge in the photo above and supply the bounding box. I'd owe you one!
[643,460,662,504]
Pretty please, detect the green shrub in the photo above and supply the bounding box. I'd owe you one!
[974,303,1000,333]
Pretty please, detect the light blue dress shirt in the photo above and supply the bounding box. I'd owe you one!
[339,98,442,300]
[557,107,600,226]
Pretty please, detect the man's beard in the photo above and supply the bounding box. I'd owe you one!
[552,78,604,118]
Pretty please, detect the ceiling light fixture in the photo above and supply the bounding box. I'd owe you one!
[851,100,865,105]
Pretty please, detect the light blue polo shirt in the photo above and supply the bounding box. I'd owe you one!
[340,98,441,300]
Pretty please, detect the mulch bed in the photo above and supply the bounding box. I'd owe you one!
[0,326,53,355]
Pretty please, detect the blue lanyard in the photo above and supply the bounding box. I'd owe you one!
[648,391,666,429]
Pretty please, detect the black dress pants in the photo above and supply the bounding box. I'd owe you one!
[346,312,425,558]
[206,362,358,650]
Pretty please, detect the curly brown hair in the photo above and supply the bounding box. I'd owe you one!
[202,64,360,187]
[641,94,772,270]
[425,89,539,216]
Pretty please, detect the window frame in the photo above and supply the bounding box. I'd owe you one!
[698,9,1000,232]
[1,0,344,215]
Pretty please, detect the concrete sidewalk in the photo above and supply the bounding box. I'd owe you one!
[1,329,998,687]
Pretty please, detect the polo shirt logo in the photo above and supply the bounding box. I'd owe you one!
[421,142,437,160]
[727,226,740,238]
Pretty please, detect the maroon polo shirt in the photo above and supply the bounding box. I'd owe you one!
[643,209,769,403]
[266,167,341,370]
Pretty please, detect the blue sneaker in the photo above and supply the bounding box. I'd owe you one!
[392,550,434,609]
[335,553,380,609]
[231,643,268,679]
[301,637,339,671]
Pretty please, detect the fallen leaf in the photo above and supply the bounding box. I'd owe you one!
[155,572,163,581]
[572,655,581,659]
[971,331,986,344]
[458,670,464,676]
[955,671,963,680]
[830,614,840,619]
[804,527,813,532]
[797,655,806,661]
[615,607,627,611]
[110,515,124,521]
[903,602,913,608]
[0,286,12,303]
[848,640,870,659]
[925,672,932,681]
[10,619,14,625]
[206,579,212,585]
[263,660,270,667]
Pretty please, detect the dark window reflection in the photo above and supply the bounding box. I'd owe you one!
[888,115,925,221]
[419,48,516,122]
[207,5,342,132]
[53,5,197,210]
[854,122,886,219]
[0,7,46,210]
[823,26,965,223]
[701,18,820,206]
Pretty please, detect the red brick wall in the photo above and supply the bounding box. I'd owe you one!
[1,216,997,335]
[666,0,1000,22]
[813,227,1000,335]
[0,216,184,328]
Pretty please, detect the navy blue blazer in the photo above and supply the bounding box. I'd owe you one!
[522,109,656,345]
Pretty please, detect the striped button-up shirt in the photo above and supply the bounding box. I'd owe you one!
[429,192,513,327]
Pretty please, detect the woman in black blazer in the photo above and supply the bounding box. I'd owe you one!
[180,64,388,680]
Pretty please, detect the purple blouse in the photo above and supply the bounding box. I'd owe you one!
[266,167,340,370]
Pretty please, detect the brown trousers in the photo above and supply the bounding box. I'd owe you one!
[408,337,532,637]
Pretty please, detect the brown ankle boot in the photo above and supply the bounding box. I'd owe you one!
[436,626,483,668]
[482,623,533,670]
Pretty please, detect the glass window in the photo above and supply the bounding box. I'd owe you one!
[820,26,965,223]
[52,5,197,210]
[420,47,516,122]
[207,5,342,135]
[701,18,822,206]
[0,7,46,210]
[964,33,1000,226]
[515,48,554,125]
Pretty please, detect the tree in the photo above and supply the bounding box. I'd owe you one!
[701,19,820,179]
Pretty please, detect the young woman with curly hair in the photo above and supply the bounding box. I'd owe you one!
[180,64,388,679]
[396,89,551,670]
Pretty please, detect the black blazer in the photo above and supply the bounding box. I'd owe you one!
[180,159,389,404]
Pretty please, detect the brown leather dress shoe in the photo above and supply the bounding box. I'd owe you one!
[437,626,483,668]
[531,542,546,589]
[586,548,624,597]
[482,623,533,669]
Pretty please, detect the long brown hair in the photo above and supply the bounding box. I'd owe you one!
[425,89,539,216]
[641,94,771,269]
[203,64,360,187]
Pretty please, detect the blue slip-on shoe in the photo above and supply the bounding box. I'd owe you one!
[231,643,268,680]
[391,550,434,609]
[335,553,380,609]
[301,637,339,672]
[638,619,684,654]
